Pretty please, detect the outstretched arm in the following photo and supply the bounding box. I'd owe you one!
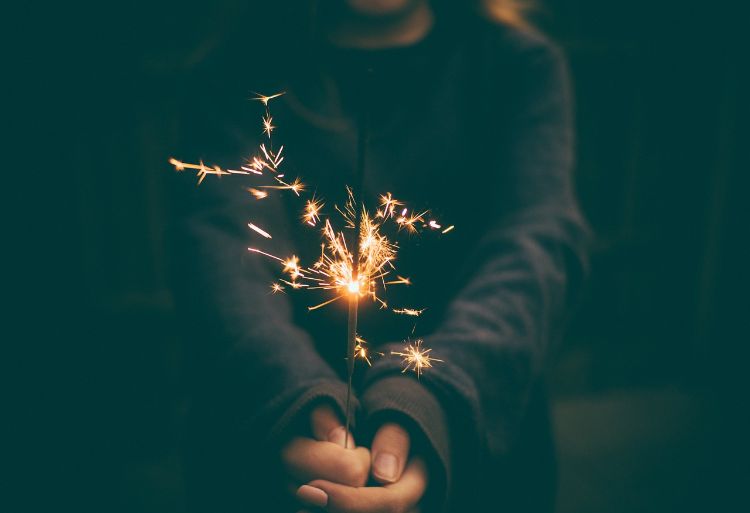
[360,36,589,510]
[171,170,354,510]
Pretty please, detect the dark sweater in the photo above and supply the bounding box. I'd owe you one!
[172,14,588,513]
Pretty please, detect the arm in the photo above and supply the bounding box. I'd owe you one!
[360,37,589,509]
[170,170,354,509]
[173,174,350,430]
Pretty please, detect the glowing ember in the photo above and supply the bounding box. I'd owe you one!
[393,307,425,316]
[247,188,268,199]
[303,196,324,226]
[248,222,272,239]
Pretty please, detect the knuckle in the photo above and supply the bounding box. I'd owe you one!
[342,457,369,487]
[335,453,367,487]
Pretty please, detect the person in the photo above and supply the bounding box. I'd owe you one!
[170,1,589,512]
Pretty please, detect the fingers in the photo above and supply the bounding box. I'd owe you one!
[298,457,428,513]
[383,457,428,511]
[370,422,410,484]
[282,437,371,488]
[310,403,354,447]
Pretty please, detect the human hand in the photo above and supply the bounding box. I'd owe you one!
[281,403,371,494]
[296,422,428,513]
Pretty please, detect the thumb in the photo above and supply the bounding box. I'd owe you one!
[310,403,355,448]
[370,422,410,484]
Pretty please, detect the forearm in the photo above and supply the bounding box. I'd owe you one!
[171,180,349,436]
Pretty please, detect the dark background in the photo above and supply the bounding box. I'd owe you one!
[12,1,748,512]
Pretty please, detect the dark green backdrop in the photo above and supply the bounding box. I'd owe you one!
[13,1,747,512]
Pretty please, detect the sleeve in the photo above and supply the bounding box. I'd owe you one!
[169,157,352,509]
[360,38,590,510]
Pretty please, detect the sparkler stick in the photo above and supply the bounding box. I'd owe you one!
[343,67,372,449]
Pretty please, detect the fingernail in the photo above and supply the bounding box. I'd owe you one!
[328,426,354,448]
[373,452,398,481]
[296,485,328,508]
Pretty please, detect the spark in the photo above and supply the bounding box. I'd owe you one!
[385,276,411,286]
[280,279,307,289]
[428,220,441,230]
[441,225,455,234]
[354,335,383,366]
[200,163,230,184]
[303,196,324,226]
[253,92,285,106]
[393,308,425,316]
[259,176,305,196]
[270,283,285,294]
[248,222,272,239]
[262,113,275,137]
[169,157,185,171]
[260,144,284,169]
[247,247,284,263]
[243,157,266,174]
[247,188,268,199]
[391,339,442,378]
[283,255,302,279]
[308,295,344,311]
[168,158,231,185]
[378,192,403,219]
[396,209,428,234]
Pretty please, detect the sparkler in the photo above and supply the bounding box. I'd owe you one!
[169,91,449,447]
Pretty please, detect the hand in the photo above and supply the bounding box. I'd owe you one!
[296,457,428,513]
[370,422,411,484]
[281,404,371,491]
[296,422,428,513]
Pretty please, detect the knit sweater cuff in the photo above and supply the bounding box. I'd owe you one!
[266,379,354,445]
[362,375,451,512]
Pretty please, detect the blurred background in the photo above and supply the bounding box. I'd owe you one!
[13,1,747,512]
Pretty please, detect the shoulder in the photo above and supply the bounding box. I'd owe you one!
[454,16,571,111]
[463,16,569,83]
